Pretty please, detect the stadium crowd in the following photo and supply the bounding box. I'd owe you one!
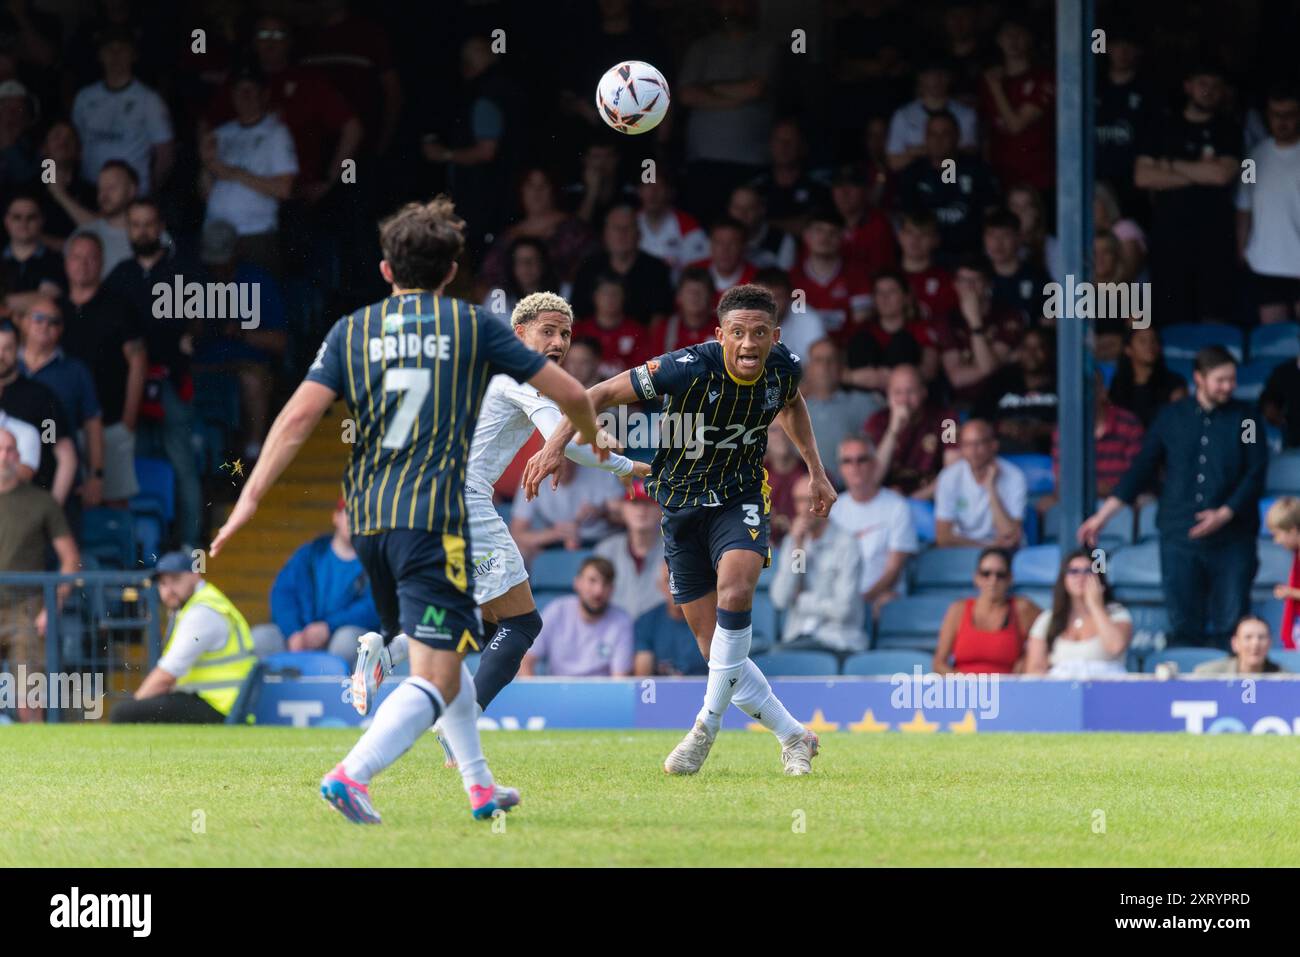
[3,0,1300,713]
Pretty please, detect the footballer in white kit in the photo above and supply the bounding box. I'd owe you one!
[352,292,647,731]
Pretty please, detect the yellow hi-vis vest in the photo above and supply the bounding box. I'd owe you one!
[164,582,255,716]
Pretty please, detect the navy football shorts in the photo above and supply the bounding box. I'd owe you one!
[353,529,483,653]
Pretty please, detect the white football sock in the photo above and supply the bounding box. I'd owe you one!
[386,633,410,667]
[697,617,752,734]
[732,658,805,745]
[342,676,444,784]
[438,663,493,791]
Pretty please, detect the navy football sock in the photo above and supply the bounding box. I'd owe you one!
[475,609,543,711]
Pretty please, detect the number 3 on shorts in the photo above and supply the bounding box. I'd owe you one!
[742,504,760,526]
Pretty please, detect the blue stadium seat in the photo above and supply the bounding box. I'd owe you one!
[1269,650,1300,672]
[132,457,175,523]
[1137,500,1158,541]
[533,589,565,614]
[1022,502,1040,545]
[1259,497,1277,538]
[755,564,776,592]
[529,548,594,590]
[261,651,349,676]
[494,501,512,524]
[874,595,952,651]
[1108,542,1163,603]
[1142,647,1225,674]
[1097,359,1117,388]
[909,498,936,544]
[910,546,981,593]
[1128,604,1173,642]
[1161,322,1243,361]
[1266,451,1300,495]
[1042,501,1132,546]
[842,649,932,676]
[82,507,136,569]
[1018,587,1053,610]
[1165,355,1195,384]
[1249,322,1300,362]
[129,500,164,564]
[1252,598,1288,648]
[1004,453,1055,497]
[752,649,839,676]
[751,591,779,646]
[1233,360,1273,402]
[1255,542,1293,595]
[1012,544,1060,586]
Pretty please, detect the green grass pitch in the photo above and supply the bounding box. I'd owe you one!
[7,726,1300,867]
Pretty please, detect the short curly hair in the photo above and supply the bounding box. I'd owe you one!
[510,291,574,327]
[717,283,776,323]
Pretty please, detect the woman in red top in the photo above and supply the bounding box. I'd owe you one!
[933,547,1041,674]
[1265,498,1300,649]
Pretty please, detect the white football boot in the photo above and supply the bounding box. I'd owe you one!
[349,632,392,717]
[663,719,717,775]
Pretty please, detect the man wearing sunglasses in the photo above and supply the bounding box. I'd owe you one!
[17,298,105,511]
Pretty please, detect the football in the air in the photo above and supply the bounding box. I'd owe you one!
[595,60,670,134]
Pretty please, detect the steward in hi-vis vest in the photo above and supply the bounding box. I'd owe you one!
[111,550,255,724]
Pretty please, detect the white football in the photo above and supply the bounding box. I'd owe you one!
[595,61,670,135]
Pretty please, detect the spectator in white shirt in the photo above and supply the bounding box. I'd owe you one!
[1236,85,1300,324]
[886,59,979,172]
[636,175,708,280]
[769,470,863,650]
[71,27,173,196]
[771,473,867,651]
[46,160,138,278]
[1024,549,1132,678]
[510,457,624,563]
[934,418,1027,548]
[828,434,917,615]
[200,64,298,275]
[595,480,665,620]
[0,408,39,478]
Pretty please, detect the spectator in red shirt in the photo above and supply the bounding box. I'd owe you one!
[830,162,896,276]
[572,273,650,379]
[1049,370,1145,500]
[844,269,939,390]
[299,0,401,158]
[935,254,1024,406]
[897,208,957,322]
[790,206,871,343]
[651,268,716,355]
[685,216,756,303]
[866,363,958,500]
[979,17,1055,192]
